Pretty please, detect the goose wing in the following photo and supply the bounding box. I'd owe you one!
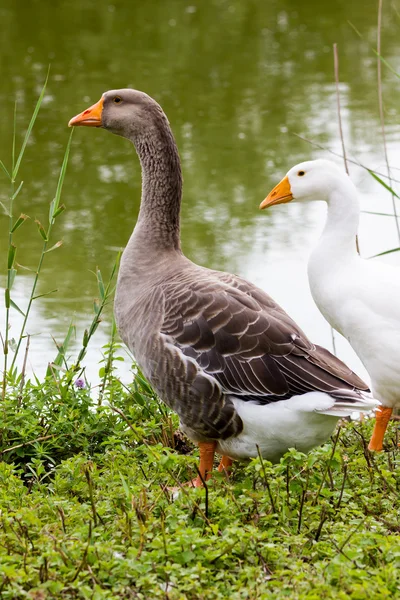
[157,269,368,439]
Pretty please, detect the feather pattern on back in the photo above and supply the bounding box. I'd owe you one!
[117,258,370,442]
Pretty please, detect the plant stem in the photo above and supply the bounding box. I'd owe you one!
[291,133,400,185]
[333,44,349,176]
[2,103,17,400]
[377,0,400,244]
[65,253,121,389]
[10,131,73,372]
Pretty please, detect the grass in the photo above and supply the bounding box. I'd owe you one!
[0,384,400,599]
[1,20,400,597]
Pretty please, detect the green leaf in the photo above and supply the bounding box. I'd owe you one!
[119,473,131,500]
[91,320,101,336]
[348,21,400,79]
[109,251,122,280]
[368,170,400,199]
[35,219,48,241]
[44,240,63,254]
[0,200,10,216]
[53,204,66,219]
[369,247,400,259]
[7,244,16,269]
[50,129,73,221]
[16,263,33,272]
[12,101,17,173]
[5,288,10,308]
[0,159,11,180]
[49,322,76,373]
[10,298,25,316]
[372,49,400,80]
[12,69,50,180]
[48,198,56,222]
[96,268,105,300]
[32,288,58,300]
[10,181,24,201]
[11,213,29,232]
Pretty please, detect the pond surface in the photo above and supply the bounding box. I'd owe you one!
[0,0,399,385]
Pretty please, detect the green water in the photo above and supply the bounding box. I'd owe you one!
[0,0,399,381]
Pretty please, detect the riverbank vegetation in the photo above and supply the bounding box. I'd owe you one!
[1,31,400,599]
[1,362,400,599]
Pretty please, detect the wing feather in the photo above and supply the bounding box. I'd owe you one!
[152,267,369,440]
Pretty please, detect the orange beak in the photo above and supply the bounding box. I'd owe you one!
[259,175,293,210]
[68,96,104,127]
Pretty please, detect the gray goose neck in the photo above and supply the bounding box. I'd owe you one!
[132,118,182,253]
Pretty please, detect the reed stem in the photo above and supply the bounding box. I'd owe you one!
[9,131,73,372]
[377,0,400,244]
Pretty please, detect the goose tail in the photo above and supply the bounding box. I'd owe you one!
[317,389,380,418]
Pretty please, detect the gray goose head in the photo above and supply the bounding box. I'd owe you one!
[69,89,168,141]
[69,89,182,252]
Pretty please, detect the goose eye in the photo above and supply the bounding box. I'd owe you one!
[297,170,305,176]
[113,97,122,104]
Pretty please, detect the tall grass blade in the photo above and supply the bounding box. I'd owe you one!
[372,49,400,80]
[12,69,50,180]
[32,289,58,300]
[52,204,66,219]
[368,170,400,200]
[10,133,72,371]
[10,299,25,317]
[11,214,29,233]
[7,245,16,269]
[44,241,63,254]
[16,263,33,272]
[291,133,400,185]
[0,201,10,216]
[348,20,400,79]
[376,0,400,244]
[333,44,349,175]
[48,322,76,377]
[369,247,400,259]
[361,210,399,217]
[50,129,73,221]
[97,268,105,300]
[10,181,24,201]
[35,219,48,241]
[0,160,10,180]
[65,252,121,388]
[12,101,17,173]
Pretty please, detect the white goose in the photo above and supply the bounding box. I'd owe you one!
[261,159,399,451]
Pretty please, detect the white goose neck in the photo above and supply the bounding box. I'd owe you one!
[319,177,360,258]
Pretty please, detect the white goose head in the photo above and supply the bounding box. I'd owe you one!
[260,159,347,209]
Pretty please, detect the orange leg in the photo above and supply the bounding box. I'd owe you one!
[217,455,233,475]
[368,406,393,451]
[186,441,217,488]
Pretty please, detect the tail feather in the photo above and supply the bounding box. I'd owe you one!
[317,388,380,418]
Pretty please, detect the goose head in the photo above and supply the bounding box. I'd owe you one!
[260,159,345,209]
[68,88,165,140]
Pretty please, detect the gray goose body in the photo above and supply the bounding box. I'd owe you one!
[69,89,377,470]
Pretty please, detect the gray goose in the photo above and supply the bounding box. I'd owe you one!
[69,90,378,487]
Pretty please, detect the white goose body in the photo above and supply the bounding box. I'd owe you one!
[309,244,400,407]
[263,159,399,450]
